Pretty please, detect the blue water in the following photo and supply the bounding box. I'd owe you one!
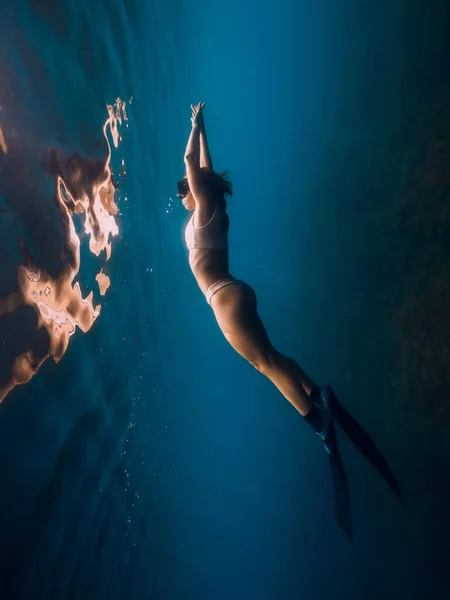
[0,0,448,598]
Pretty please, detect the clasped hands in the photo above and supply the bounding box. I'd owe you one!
[190,102,206,129]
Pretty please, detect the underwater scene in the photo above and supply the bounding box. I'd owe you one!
[0,0,449,598]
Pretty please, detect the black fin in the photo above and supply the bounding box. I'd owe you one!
[326,386,405,506]
[324,420,353,542]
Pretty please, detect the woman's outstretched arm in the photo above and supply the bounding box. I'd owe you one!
[200,125,213,170]
[185,103,213,170]
[184,103,209,203]
[184,121,201,166]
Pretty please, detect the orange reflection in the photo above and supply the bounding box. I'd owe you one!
[0,98,129,402]
[0,125,7,155]
[95,270,111,296]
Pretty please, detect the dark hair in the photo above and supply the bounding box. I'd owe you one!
[177,168,233,208]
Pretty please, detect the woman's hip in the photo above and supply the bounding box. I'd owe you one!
[206,276,256,307]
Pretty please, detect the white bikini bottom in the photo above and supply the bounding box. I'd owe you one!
[205,277,242,306]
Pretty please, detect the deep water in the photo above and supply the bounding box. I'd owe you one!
[0,0,449,598]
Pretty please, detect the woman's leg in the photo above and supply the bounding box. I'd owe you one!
[210,282,316,416]
[211,282,404,540]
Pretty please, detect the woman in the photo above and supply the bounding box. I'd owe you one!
[177,102,404,540]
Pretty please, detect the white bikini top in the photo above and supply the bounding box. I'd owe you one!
[185,207,228,251]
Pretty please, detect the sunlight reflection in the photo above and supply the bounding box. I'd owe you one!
[0,98,130,402]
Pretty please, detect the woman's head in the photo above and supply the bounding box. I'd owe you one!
[177,168,233,210]
[176,176,194,210]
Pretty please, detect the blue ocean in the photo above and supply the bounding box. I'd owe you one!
[0,0,448,598]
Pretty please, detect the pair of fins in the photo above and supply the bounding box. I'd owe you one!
[311,385,405,542]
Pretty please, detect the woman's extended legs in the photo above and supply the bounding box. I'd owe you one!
[210,280,405,540]
[211,281,316,416]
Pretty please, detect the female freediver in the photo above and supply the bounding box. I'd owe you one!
[177,102,404,540]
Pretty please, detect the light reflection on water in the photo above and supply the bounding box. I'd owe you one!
[0,0,183,596]
[0,98,129,402]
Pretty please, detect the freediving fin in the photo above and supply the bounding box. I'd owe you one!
[323,385,405,506]
[323,419,353,542]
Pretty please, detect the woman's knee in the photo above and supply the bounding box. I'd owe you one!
[251,349,278,374]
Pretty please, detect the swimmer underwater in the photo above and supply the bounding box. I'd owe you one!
[177,102,405,540]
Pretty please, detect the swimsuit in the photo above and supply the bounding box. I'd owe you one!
[184,206,228,251]
[205,276,242,305]
[185,207,242,305]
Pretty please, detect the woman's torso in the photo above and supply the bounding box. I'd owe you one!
[185,201,231,294]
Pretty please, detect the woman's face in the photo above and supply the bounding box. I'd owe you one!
[179,176,195,210]
[182,192,195,211]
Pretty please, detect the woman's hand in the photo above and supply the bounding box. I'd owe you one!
[190,102,206,128]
